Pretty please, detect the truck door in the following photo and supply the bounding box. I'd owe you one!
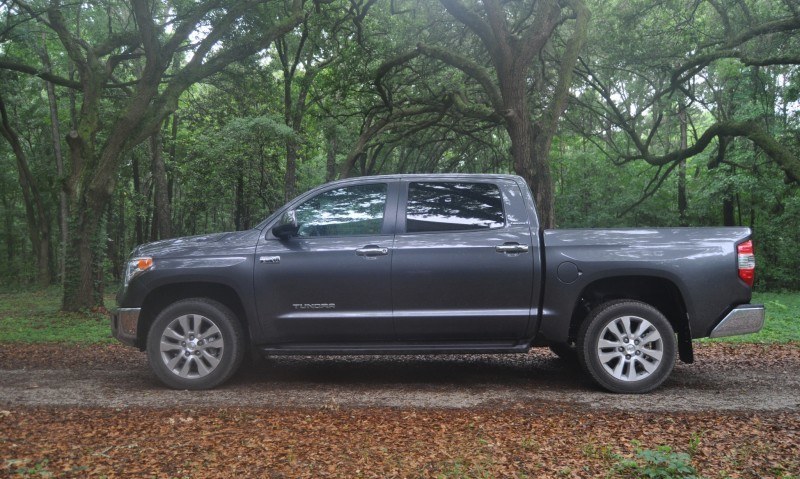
[391,179,536,341]
[254,181,398,343]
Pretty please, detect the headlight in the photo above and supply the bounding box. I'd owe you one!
[124,257,154,287]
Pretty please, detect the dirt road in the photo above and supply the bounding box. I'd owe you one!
[1,343,798,412]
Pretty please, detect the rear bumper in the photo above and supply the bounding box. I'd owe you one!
[709,304,765,338]
[111,307,141,347]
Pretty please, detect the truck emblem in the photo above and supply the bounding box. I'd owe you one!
[292,303,336,310]
[259,256,281,264]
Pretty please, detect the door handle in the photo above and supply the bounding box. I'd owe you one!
[355,245,389,256]
[495,243,529,254]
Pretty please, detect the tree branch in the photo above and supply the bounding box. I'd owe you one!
[374,49,422,108]
[438,0,498,57]
[518,0,562,66]
[541,0,589,132]
[627,120,799,183]
[416,43,504,113]
[0,59,82,88]
[673,16,800,85]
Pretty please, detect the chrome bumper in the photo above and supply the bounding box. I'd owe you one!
[709,304,765,338]
[111,307,141,347]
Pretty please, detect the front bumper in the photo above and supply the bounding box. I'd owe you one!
[111,307,142,347]
[709,304,765,338]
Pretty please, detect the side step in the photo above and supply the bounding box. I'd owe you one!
[259,341,530,356]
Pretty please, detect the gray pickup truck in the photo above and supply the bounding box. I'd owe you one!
[112,174,764,393]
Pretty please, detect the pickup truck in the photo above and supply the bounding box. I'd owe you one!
[111,174,764,393]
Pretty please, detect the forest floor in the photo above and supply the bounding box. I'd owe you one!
[1,342,798,478]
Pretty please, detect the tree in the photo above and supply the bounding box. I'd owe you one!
[2,0,304,310]
[275,10,348,201]
[573,0,800,185]
[0,88,52,285]
[352,0,589,227]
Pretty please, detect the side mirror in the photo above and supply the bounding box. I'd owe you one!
[272,210,299,240]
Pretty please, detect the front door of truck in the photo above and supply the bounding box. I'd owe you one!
[254,181,398,344]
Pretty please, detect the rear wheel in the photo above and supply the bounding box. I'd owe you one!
[577,300,676,393]
[146,298,244,390]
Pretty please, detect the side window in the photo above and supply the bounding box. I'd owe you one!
[295,184,387,237]
[406,182,505,233]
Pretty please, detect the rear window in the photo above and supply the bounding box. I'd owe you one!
[406,182,505,233]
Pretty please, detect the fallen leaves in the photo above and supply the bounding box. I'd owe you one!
[0,342,798,477]
[1,406,798,478]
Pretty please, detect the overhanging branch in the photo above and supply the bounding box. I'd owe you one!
[0,59,82,88]
[628,120,799,183]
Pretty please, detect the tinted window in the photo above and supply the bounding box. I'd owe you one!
[295,184,387,237]
[406,182,505,233]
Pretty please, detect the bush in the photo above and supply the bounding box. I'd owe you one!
[614,445,703,479]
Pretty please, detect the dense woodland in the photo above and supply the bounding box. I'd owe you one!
[0,0,798,310]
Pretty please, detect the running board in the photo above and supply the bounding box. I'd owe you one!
[259,341,530,356]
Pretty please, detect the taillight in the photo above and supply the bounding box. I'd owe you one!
[737,240,755,287]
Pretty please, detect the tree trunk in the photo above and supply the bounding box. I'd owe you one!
[234,157,246,230]
[678,106,688,226]
[40,37,69,284]
[722,197,735,226]
[1,185,14,266]
[62,129,108,310]
[62,196,104,310]
[132,153,145,246]
[150,129,172,239]
[0,93,52,286]
[116,189,125,281]
[508,125,556,229]
[62,123,109,311]
[530,131,556,229]
[501,73,556,229]
[284,139,298,202]
[105,201,118,282]
[168,113,178,205]
[326,131,337,182]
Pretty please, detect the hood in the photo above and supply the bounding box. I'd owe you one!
[133,229,262,258]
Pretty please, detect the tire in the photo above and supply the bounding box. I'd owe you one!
[146,298,245,390]
[549,342,578,363]
[577,300,676,394]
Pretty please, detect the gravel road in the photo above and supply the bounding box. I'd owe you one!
[1,343,798,412]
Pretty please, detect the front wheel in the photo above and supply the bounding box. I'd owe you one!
[146,298,244,390]
[577,300,676,394]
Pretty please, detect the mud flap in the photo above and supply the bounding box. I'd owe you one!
[677,319,694,364]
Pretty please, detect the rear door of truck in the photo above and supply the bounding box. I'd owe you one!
[390,177,540,341]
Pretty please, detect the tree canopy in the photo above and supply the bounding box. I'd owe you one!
[1,0,799,303]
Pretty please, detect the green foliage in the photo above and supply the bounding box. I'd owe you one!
[1,0,800,294]
[0,288,113,343]
[614,446,703,479]
[4,458,53,478]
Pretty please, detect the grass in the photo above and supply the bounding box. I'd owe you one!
[0,288,797,345]
[0,287,115,344]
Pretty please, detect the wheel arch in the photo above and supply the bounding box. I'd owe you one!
[566,275,693,363]
[136,282,251,351]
